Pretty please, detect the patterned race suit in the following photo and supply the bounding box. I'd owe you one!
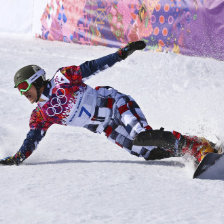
[14,52,155,163]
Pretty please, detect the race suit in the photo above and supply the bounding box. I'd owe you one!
[14,52,155,163]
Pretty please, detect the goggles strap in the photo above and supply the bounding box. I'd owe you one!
[26,69,45,85]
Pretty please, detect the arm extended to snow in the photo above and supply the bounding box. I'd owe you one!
[0,129,46,165]
[80,40,146,80]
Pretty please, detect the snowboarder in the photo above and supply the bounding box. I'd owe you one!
[0,41,219,165]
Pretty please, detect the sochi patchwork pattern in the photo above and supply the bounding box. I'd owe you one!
[39,0,224,61]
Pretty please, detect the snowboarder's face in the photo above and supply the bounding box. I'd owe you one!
[21,85,37,104]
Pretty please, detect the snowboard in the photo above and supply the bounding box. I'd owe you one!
[193,153,224,178]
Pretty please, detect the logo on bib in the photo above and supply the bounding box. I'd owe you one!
[46,88,67,117]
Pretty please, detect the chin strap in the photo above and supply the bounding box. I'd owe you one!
[36,87,41,102]
[33,80,49,102]
[33,82,41,102]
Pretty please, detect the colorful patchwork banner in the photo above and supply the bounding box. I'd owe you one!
[38,0,224,61]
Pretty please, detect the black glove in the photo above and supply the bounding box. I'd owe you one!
[0,152,24,165]
[117,40,146,60]
[0,156,17,165]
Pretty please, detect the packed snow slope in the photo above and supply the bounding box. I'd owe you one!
[0,34,224,224]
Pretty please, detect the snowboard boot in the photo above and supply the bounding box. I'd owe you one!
[179,136,217,163]
[117,40,146,60]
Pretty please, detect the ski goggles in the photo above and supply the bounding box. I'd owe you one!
[16,69,45,95]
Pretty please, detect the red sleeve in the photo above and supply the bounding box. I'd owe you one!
[29,107,53,131]
[59,66,83,85]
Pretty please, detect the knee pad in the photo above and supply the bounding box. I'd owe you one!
[144,147,172,160]
[133,128,177,150]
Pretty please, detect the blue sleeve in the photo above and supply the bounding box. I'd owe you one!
[80,52,122,80]
[13,129,46,164]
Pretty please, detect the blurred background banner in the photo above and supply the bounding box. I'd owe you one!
[0,0,222,61]
[37,0,224,61]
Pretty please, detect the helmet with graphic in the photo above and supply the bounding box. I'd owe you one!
[14,65,46,101]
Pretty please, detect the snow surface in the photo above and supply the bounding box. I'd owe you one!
[0,34,224,224]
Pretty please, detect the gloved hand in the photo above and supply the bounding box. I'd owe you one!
[0,156,17,165]
[117,40,146,60]
[0,152,24,165]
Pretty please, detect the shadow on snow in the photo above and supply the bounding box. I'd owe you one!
[25,159,185,168]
